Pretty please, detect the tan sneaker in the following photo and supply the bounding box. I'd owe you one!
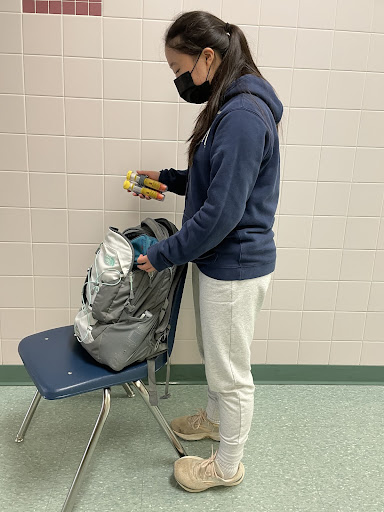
[170,409,220,441]
[174,447,245,492]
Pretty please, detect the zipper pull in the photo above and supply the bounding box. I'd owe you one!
[129,271,134,299]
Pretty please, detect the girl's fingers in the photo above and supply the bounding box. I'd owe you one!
[127,190,151,200]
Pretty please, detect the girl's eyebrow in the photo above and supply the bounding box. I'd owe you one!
[169,62,176,69]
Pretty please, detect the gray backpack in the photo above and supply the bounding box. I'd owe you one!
[74,217,187,405]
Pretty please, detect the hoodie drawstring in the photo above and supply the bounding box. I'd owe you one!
[202,126,211,147]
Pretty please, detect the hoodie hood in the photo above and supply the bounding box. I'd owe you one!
[222,74,283,124]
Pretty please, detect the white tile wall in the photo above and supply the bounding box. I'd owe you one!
[367,34,384,72]
[0,54,23,93]
[103,0,143,19]
[63,15,101,58]
[104,60,141,101]
[297,0,337,30]
[64,58,102,98]
[0,172,29,207]
[103,18,142,60]
[65,98,102,137]
[28,135,65,172]
[23,13,62,55]
[0,1,383,366]
[260,0,299,28]
[335,0,374,33]
[143,0,183,22]
[331,31,370,71]
[25,56,64,96]
[26,96,65,135]
[222,0,260,26]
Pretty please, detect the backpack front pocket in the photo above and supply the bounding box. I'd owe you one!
[91,277,127,323]
[88,239,133,323]
[94,311,158,371]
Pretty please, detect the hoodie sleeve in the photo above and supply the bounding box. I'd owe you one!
[147,109,270,271]
[159,168,189,196]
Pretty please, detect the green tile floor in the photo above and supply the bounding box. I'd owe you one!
[1,383,384,512]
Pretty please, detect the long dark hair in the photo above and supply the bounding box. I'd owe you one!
[165,11,278,167]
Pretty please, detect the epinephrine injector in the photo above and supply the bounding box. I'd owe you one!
[123,180,165,201]
[126,171,168,192]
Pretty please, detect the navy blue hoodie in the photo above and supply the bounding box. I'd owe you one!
[147,74,283,280]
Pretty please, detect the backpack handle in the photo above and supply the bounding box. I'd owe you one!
[156,218,178,237]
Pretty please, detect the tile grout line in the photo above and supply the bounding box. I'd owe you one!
[329,15,372,363]
[266,0,299,363]
[139,8,143,222]
[60,7,71,327]
[101,1,105,235]
[359,3,382,359]
[20,7,37,337]
[139,5,145,507]
[298,0,338,362]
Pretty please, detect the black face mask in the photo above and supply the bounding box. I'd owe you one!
[174,51,213,104]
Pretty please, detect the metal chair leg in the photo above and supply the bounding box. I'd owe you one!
[61,387,111,512]
[132,380,187,458]
[15,389,42,443]
[122,383,135,398]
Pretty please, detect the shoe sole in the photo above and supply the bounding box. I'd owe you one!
[172,430,220,441]
[175,463,245,493]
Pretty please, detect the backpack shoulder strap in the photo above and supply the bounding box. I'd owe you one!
[155,263,186,337]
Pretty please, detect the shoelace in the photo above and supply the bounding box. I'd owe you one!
[194,446,223,481]
[188,408,208,430]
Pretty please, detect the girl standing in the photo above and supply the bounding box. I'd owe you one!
[131,10,283,492]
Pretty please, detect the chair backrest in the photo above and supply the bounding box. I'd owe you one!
[165,263,188,356]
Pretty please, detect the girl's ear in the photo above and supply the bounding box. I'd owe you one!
[202,47,215,63]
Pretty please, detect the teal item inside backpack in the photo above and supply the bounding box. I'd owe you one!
[131,235,158,267]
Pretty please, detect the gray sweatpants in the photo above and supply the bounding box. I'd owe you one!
[192,263,272,468]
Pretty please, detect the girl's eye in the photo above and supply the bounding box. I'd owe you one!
[175,69,180,75]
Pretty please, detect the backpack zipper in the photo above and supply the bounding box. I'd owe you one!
[115,230,135,275]
[114,229,136,300]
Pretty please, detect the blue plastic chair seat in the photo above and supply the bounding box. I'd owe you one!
[18,326,168,400]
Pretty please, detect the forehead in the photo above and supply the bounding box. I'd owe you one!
[165,46,193,68]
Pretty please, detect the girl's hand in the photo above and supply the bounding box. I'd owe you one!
[137,254,156,273]
[127,170,161,200]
